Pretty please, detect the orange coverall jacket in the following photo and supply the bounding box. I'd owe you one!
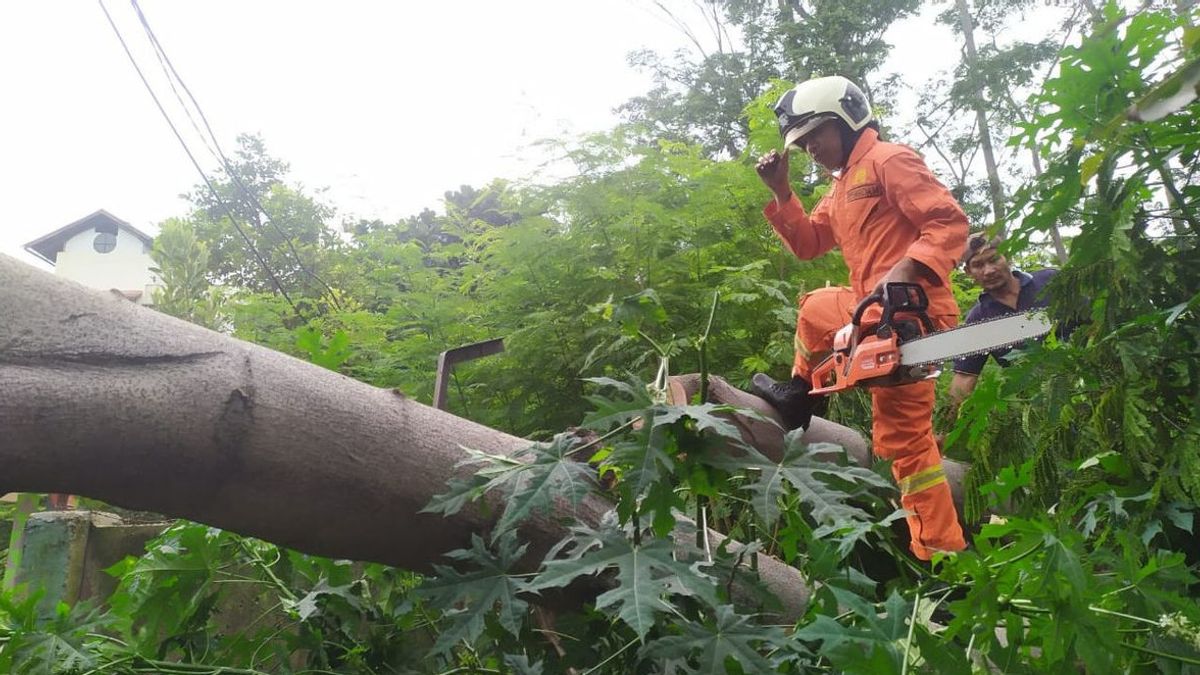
[763,127,966,320]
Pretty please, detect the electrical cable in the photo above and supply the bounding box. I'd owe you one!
[129,0,344,310]
[98,0,300,315]
[132,4,221,166]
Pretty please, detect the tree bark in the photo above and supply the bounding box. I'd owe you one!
[0,254,822,618]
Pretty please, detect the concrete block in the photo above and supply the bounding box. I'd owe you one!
[11,511,101,615]
[81,520,167,601]
[8,511,167,617]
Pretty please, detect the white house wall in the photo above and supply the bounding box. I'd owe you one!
[54,228,159,304]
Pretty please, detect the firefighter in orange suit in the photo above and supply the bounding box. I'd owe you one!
[752,76,968,560]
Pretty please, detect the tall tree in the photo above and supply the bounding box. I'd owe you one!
[621,0,921,157]
[910,0,1077,257]
[188,134,342,304]
[149,218,227,330]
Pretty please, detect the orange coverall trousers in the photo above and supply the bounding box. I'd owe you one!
[793,286,966,560]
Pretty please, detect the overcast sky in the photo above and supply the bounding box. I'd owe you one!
[1,1,1035,267]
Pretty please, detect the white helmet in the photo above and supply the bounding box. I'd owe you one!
[774,76,873,149]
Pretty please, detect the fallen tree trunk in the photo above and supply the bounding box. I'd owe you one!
[0,254,827,618]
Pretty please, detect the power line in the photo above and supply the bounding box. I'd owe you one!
[98,0,300,315]
[128,0,344,311]
[132,3,221,166]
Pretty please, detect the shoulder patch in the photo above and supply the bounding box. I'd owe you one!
[846,183,883,202]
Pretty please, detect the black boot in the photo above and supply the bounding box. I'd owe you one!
[751,373,827,431]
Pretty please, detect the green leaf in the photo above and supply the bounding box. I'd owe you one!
[608,421,676,503]
[419,532,530,655]
[421,475,488,517]
[813,508,909,558]
[1162,502,1195,533]
[1039,533,1088,596]
[286,577,362,621]
[639,605,785,672]
[528,522,718,638]
[794,614,885,652]
[0,595,110,675]
[294,327,353,370]
[878,589,912,640]
[423,434,600,540]
[490,435,601,539]
[13,631,97,675]
[583,376,655,430]
[652,402,745,441]
[913,628,972,673]
[707,435,892,525]
[1079,152,1105,185]
[503,654,545,675]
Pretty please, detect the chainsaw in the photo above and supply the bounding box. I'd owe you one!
[809,282,1053,395]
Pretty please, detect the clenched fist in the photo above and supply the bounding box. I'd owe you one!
[756,149,793,204]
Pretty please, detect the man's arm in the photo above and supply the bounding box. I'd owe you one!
[879,149,970,286]
[947,371,979,421]
[757,149,836,260]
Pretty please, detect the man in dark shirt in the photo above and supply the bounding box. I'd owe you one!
[947,235,1058,417]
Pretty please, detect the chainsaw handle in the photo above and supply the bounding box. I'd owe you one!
[879,283,935,334]
[852,283,935,334]
[851,292,884,327]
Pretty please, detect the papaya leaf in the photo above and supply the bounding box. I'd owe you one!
[422,434,599,540]
[638,605,785,673]
[607,421,675,502]
[419,532,530,655]
[12,631,97,675]
[1162,502,1195,534]
[652,402,744,441]
[287,577,362,621]
[1127,55,1200,122]
[582,375,654,430]
[0,595,109,675]
[421,475,488,517]
[793,614,888,653]
[794,589,912,671]
[528,522,718,638]
[502,654,545,675]
[294,327,353,371]
[813,509,909,558]
[707,435,892,525]
[490,435,600,539]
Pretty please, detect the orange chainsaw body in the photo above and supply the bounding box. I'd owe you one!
[809,283,942,395]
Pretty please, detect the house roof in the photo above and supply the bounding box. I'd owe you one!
[24,209,154,265]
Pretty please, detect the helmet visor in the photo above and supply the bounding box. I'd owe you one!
[783,114,838,150]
